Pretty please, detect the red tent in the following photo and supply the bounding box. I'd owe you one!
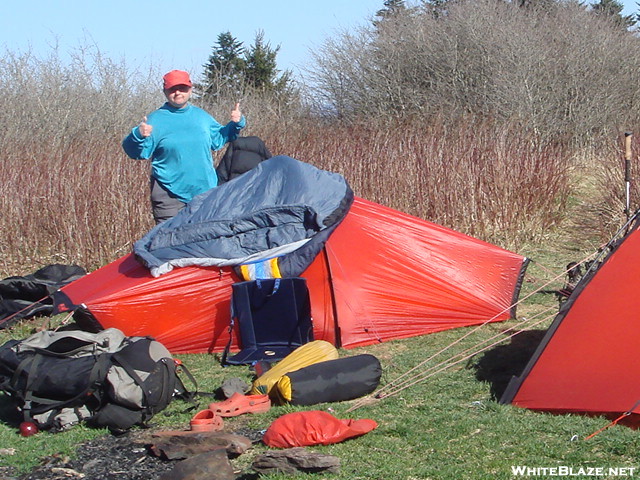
[53,197,528,354]
[501,220,640,421]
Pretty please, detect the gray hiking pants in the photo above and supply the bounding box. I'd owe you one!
[150,177,186,224]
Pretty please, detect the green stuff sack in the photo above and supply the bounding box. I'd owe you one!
[250,340,339,396]
[274,354,382,405]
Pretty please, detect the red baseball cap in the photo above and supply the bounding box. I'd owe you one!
[163,70,192,90]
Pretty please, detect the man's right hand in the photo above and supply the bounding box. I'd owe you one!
[138,116,153,137]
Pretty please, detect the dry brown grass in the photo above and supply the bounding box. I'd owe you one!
[263,118,573,251]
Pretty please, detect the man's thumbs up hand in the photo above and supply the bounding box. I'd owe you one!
[138,116,153,137]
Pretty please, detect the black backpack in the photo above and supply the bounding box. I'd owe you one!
[0,328,194,432]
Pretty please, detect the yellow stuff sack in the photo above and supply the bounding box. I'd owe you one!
[251,340,339,395]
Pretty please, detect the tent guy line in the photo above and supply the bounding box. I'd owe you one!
[347,306,557,412]
[584,401,640,441]
[0,295,50,330]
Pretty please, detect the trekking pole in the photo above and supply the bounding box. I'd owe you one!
[624,132,632,220]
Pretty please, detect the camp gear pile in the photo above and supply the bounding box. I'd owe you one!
[247,342,382,407]
[52,199,527,354]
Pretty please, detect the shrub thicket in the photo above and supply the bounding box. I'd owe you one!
[306,0,640,143]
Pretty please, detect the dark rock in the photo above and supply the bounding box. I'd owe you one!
[252,447,340,475]
[220,377,250,399]
[157,450,235,480]
[149,432,252,460]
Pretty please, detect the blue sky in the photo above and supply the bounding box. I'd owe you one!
[0,0,383,80]
[1,0,637,82]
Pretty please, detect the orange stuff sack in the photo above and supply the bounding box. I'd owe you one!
[262,410,378,448]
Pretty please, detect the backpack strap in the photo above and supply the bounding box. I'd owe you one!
[173,360,199,401]
[221,314,235,366]
[110,354,167,422]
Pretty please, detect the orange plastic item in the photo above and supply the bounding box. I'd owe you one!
[262,410,377,448]
[208,393,271,417]
[189,409,224,432]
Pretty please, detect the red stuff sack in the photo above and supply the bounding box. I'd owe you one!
[262,410,377,448]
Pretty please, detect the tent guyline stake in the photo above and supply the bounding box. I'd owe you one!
[624,132,633,220]
[584,398,640,440]
[54,311,75,331]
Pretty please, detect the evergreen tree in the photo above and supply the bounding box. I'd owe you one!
[201,32,246,97]
[591,0,636,28]
[200,30,294,99]
[244,30,281,90]
[420,0,450,19]
[245,31,295,99]
[517,0,558,12]
[375,0,407,21]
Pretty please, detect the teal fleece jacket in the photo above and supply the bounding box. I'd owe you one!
[122,103,246,203]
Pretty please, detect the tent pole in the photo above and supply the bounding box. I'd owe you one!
[624,132,632,220]
[320,247,342,348]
